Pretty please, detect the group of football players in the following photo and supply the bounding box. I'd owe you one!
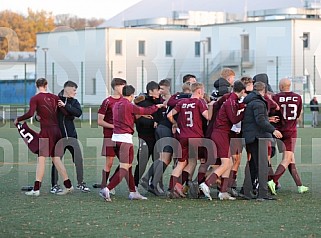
[16,67,309,201]
[96,68,309,202]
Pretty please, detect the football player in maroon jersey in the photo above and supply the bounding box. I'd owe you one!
[167,82,210,198]
[199,80,246,200]
[268,78,309,194]
[14,78,73,196]
[99,85,164,202]
[94,78,126,194]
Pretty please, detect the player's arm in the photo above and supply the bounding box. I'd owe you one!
[97,113,114,129]
[132,103,163,116]
[14,97,37,125]
[167,108,178,133]
[297,97,303,118]
[64,99,82,117]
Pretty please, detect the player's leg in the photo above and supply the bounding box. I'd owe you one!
[50,162,62,194]
[217,157,235,200]
[99,138,116,189]
[288,156,309,193]
[51,156,74,195]
[25,156,46,196]
[134,138,150,187]
[168,160,187,198]
[67,140,90,192]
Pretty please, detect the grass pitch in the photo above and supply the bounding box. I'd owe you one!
[0,121,321,237]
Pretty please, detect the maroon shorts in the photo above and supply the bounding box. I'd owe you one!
[229,131,244,156]
[113,142,134,164]
[101,137,116,157]
[39,126,63,157]
[179,138,206,162]
[277,131,297,152]
[212,131,230,158]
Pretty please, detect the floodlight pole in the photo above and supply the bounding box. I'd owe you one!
[42,48,49,79]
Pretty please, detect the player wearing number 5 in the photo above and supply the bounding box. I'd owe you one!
[268,78,309,194]
[14,78,73,196]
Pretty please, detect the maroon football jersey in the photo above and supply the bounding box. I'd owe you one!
[273,92,302,131]
[17,92,60,127]
[214,93,244,132]
[16,122,39,154]
[174,98,208,138]
[113,97,158,135]
[98,96,122,137]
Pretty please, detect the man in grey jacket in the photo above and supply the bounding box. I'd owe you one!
[241,81,282,201]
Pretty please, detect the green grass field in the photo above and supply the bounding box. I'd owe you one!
[1,121,321,237]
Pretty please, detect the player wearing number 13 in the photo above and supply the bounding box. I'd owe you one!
[268,78,309,194]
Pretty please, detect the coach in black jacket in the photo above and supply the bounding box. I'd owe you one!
[51,81,90,193]
[241,81,282,201]
[133,81,163,188]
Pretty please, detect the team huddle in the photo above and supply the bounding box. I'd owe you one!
[15,68,309,201]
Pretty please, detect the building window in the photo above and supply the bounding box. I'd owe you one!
[206,37,211,53]
[138,40,145,56]
[115,40,122,55]
[241,34,250,62]
[87,78,96,95]
[303,32,310,49]
[165,41,172,56]
[195,41,200,57]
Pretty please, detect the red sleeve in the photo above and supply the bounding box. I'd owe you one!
[173,100,182,113]
[17,96,37,122]
[98,98,108,115]
[226,100,244,124]
[198,99,208,114]
[167,93,180,107]
[132,103,158,115]
[297,95,303,118]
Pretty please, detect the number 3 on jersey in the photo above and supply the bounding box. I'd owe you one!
[185,111,193,127]
[281,104,297,120]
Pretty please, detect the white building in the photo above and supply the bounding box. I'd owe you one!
[201,18,321,98]
[36,27,201,104]
[0,51,35,80]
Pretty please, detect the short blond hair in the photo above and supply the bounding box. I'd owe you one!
[191,82,204,92]
[220,68,235,80]
[182,82,191,93]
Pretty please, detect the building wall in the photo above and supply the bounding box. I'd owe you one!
[107,28,201,93]
[201,19,321,94]
[0,62,35,80]
[37,28,107,104]
[37,27,201,104]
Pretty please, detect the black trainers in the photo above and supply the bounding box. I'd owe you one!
[50,184,63,194]
[77,182,91,193]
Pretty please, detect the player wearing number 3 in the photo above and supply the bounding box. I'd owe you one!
[268,78,309,194]
[167,82,210,198]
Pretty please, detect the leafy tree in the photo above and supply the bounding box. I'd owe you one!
[0,9,104,59]
[55,14,105,29]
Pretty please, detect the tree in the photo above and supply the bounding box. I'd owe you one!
[0,10,105,59]
[0,9,55,59]
[55,14,105,29]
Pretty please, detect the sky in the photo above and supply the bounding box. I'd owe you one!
[0,0,142,19]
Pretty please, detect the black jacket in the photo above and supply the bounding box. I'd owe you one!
[242,91,275,144]
[310,99,319,112]
[211,77,232,99]
[134,93,162,138]
[57,90,82,138]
